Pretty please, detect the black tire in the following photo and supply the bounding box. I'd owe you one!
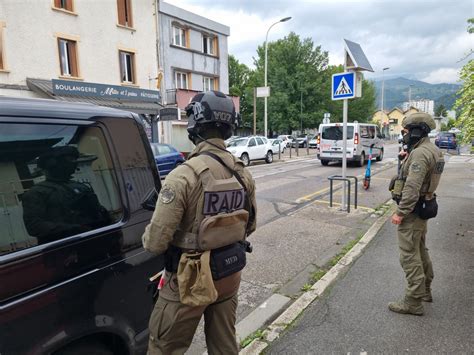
[55,340,113,355]
[356,152,365,167]
[265,151,273,164]
[376,149,383,161]
[321,160,329,166]
[240,153,250,166]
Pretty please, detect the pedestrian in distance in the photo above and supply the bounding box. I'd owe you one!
[142,91,257,354]
[388,112,445,316]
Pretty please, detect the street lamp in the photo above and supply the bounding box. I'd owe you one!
[264,16,291,138]
[380,67,390,137]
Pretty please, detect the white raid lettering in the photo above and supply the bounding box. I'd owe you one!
[203,188,245,215]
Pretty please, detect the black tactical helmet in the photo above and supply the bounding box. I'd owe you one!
[186,90,240,140]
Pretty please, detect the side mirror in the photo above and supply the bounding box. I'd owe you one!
[141,188,158,211]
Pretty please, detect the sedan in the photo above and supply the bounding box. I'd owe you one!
[268,138,285,154]
[150,143,185,178]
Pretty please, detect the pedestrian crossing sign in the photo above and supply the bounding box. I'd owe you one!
[332,72,356,100]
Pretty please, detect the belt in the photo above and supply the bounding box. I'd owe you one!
[172,230,199,250]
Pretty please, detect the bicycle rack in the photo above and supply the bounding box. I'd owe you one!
[328,175,358,213]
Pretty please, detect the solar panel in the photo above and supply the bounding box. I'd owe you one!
[344,39,374,72]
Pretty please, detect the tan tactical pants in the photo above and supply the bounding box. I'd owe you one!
[397,213,434,300]
[147,293,239,355]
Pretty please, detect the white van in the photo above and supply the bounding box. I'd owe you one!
[317,122,384,166]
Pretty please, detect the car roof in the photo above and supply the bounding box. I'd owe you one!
[0,96,136,120]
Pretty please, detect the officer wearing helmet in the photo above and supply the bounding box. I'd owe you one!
[142,91,257,354]
[22,146,110,244]
[388,112,444,315]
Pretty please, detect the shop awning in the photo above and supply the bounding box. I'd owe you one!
[27,78,162,115]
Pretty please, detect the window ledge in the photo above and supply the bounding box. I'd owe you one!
[52,7,78,16]
[170,44,219,58]
[0,69,10,73]
[116,24,136,32]
[58,75,84,81]
[120,82,140,88]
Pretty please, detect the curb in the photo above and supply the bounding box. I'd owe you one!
[238,200,394,354]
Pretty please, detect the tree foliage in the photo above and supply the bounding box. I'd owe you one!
[434,104,447,117]
[454,18,474,143]
[228,32,378,136]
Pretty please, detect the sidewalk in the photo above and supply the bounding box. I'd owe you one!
[264,155,474,353]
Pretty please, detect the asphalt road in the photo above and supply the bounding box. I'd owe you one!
[248,143,400,228]
[267,154,474,354]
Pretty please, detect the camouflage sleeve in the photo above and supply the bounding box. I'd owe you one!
[396,151,429,217]
[142,167,191,255]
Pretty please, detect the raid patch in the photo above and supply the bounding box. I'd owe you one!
[203,188,245,215]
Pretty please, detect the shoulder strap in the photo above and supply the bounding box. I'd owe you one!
[199,151,255,234]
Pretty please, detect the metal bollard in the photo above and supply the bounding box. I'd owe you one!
[278,142,281,160]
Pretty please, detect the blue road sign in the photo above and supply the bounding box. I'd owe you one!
[332,72,355,100]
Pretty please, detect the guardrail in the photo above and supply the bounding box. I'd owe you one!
[328,175,358,213]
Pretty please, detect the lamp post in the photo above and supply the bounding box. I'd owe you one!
[264,16,291,138]
[380,67,390,137]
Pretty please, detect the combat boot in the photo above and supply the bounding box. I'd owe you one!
[388,297,424,316]
[421,291,433,302]
[422,284,433,302]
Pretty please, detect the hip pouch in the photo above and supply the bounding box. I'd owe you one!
[198,209,249,250]
[210,242,246,280]
[177,251,218,306]
[414,195,438,220]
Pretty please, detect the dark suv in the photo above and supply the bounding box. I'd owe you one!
[0,97,162,355]
[435,132,457,150]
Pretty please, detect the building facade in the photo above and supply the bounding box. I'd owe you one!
[0,0,162,137]
[158,2,237,152]
[372,107,420,138]
[402,99,434,116]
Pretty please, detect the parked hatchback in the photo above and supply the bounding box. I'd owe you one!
[150,143,185,178]
[435,132,457,150]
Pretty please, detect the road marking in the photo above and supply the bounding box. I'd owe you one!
[311,199,375,212]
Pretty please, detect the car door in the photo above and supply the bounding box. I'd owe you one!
[156,144,175,176]
[256,137,266,159]
[247,138,258,160]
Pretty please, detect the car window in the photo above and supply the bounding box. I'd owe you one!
[0,123,123,255]
[256,137,264,145]
[157,144,173,155]
[321,126,354,140]
[360,126,375,139]
[228,138,248,147]
[248,138,256,147]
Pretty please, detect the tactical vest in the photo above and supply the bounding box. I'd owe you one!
[172,155,249,251]
[402,142,445,197]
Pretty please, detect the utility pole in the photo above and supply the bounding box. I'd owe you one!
[300,90,303,132]
[253,88,257,135]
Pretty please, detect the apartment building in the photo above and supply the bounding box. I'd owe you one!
[157,2,237,152]
[402,99,435,116]
[0,0,161,138]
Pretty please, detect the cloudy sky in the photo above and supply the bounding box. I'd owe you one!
[171,0,472,84]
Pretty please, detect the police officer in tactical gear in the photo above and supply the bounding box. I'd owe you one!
[22,146,110,244]
[389,112,444,316]
[142,91,257,354]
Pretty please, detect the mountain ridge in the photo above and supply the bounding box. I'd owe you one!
[371,77,460,111]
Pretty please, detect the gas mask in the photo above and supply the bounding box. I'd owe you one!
[402,127,426,151]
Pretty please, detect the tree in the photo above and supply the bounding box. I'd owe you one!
[252,32,329,134]
[434,104,448,117]
[454,18,474,143]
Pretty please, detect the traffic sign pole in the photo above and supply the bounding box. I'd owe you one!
[342,98,348,210]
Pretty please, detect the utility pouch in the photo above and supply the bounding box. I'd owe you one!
[177,251,217,306]
[414,195,438,220]
[389,175,405,204]
[198,209,249,250]
[210,242,246,280]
